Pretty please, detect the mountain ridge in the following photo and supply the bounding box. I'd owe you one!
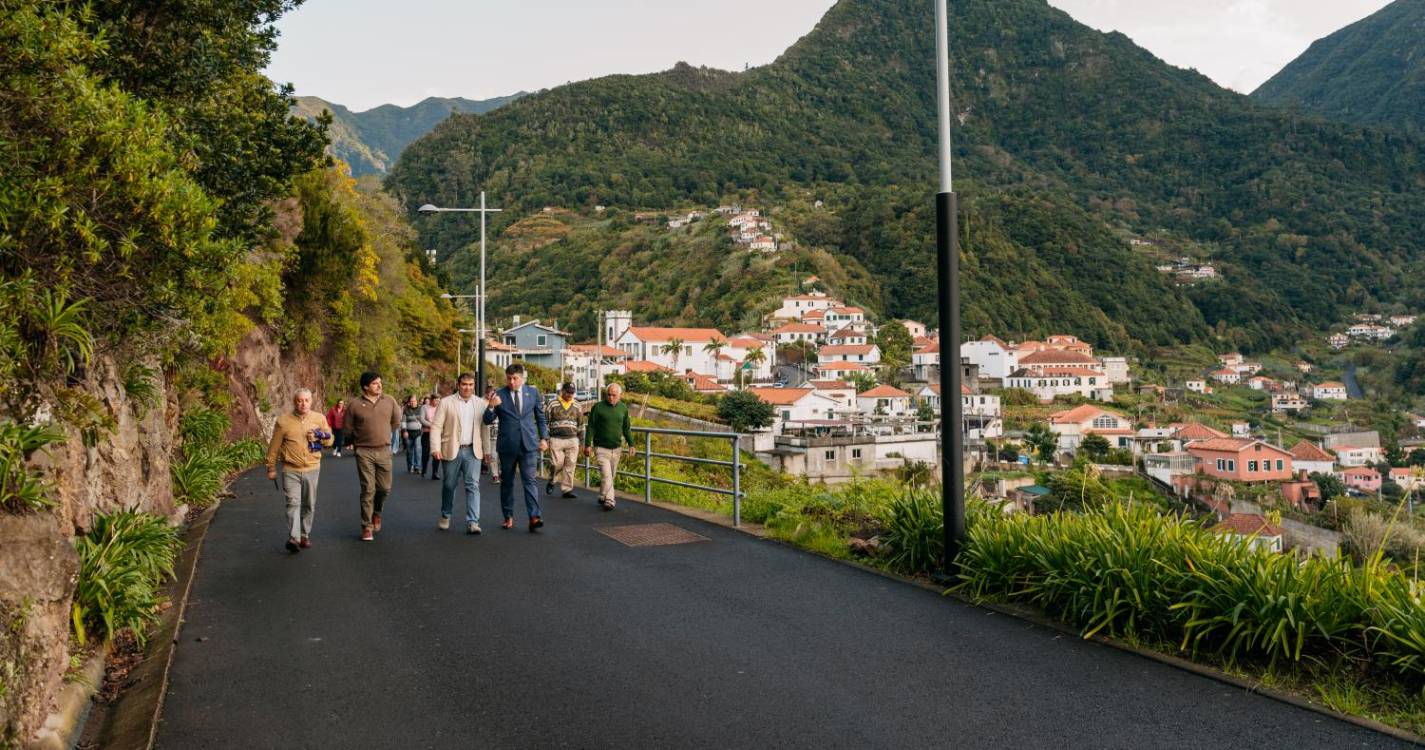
[1252,0,1425,132]
[388,0,1425,352]
[293,92,526,176]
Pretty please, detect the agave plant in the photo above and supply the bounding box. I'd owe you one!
[71,511,180,645]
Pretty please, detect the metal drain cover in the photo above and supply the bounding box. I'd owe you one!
[597,523,709,547]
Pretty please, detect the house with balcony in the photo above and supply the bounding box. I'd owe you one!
[613,326,728,375]
[770,322,826,346]
[857,385,914,417]
[1048,404,1134,453]
[1272,392,1309,413]
[818,344,881,365]
[1338,466,1382,494]
[746,387,844,433]
[501,319,572,370]
[960,336,1018,381]
[1006,368,1109,403]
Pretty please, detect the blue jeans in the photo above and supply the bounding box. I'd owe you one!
[441,445,481,524]
[404,430,422,470]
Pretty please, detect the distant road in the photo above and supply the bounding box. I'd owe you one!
[1344,363,1365,399]
[155,465,1412,748]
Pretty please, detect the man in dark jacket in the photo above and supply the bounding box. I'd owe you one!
[483,364,549,531]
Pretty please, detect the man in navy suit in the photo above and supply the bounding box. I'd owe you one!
[483,363,549,531]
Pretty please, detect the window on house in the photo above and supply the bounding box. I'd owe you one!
[782,410,791,421]
[852,448,862,459]
[1092,416,1117,429]
[1248,460,1258,472]
[1217,459,1226,471]
[504,336,516,346]
[536,334,547,347]
[825,450,836,460]
[1227,460,1236,472]
[1276,459,1284,471]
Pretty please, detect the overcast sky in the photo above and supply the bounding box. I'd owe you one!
[265,0,1391,111]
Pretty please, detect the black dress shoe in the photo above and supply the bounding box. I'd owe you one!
[562,491,577,499]
[545,481,555,495]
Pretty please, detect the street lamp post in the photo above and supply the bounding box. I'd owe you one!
[455,328,477,372]
[418,192,503,392]
[934,0,966,568]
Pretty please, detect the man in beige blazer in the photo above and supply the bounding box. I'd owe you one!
[430,372,487,533]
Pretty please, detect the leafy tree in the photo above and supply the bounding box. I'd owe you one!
[717,390,775,433]
[1024,423,1058,463]
[915,400,935,423]
[1041,465,1115,513]
[738,346,766,388]
[876,321,913,374]
[848,370,879,394]
[1079,434,1111,461]
[1410,449,1425,467]
[1311,471,1347,501]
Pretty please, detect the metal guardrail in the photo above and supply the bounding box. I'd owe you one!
[539,426,747,527]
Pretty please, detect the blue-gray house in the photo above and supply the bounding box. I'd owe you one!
[501,319,570,371]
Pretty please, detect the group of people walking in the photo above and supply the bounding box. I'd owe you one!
[264,363,635,552]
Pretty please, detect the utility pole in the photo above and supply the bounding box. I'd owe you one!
[418,192,503,392]
[934,0,965,569]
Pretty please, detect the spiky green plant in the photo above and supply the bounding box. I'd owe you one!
[0,421,65,512]
[122,363,161,416]
[879,487,944,575]
[71,511,180,645]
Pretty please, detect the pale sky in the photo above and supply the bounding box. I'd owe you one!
[265,0,1391,111]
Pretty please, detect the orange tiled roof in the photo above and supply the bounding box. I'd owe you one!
[859,385,911,398]
[1212,513,1283,537]
[625,327,726,342]
[747,387,815,405]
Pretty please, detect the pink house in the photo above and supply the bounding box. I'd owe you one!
[1186,438,1295,482]
[1338,466,1382,493]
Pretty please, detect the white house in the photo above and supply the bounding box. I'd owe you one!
[1271,393,1309,413]
[1390,315,1417,328]
[857,385,914,417]
[1048,404,1135,452]
[824,306,868,330]
[1015,349,1104,376]
[1210,369,1241,385]
[770,293,839,322]
[1328,333,1350,350]
[814,361,872,379]
[1309,382,1348,401]
[746,387,844,432]
[1289,441,1336,476]
[1005,368,1108,402]
[1101,356,1131,385]
[1185,380,1210,394]
[911,341,940,380]
[613,326,728,376]
[808,380,857,413]
[901,320,927,339]
[562,344,627,391]
[960,336,1018,381]
[818,344,881,365]
[1323,431,1383,467]
[827,327,870,346]
[770,322,826,346]
[723,336,774,382]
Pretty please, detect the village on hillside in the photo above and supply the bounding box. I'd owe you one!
[477,270,1425,561]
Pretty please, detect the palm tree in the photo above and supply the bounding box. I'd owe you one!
[741,346,766,388]
[660,337,685,372]
[703,337,727,378]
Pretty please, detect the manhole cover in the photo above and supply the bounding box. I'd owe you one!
[597,523,709,547]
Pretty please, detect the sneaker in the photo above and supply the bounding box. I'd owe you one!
[373,513,382,533]
[437,517,450,530]
[300,537,311,549]
[492,477,501,485]
[545,481,555,495]
[285,538,300,553]
[361,527,374,542]
[467,522,481,535]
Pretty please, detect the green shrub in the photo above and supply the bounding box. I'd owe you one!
[0,421,66,512]
[179,409,230,446]
[72,511,181,645]
[879,488,944,575]
[955,501,1425,682]
[122,363,161,415]
[171,439,262,508]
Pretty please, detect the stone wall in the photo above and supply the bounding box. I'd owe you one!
[1,327,319,745]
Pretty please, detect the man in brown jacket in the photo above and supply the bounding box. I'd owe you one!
[347,371,401,541]
[429,372,487,534]
[266,388,333,552]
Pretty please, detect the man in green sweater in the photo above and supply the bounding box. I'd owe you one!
[583,382,636,510]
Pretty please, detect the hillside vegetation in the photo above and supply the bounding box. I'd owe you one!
[389,0,1425,352]
[1253,0,1425,132]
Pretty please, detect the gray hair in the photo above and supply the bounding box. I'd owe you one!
[293,388,313,401]
[606,382,623,395]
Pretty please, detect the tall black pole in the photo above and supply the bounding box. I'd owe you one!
[934,0,965,570]
[477,338,487,395]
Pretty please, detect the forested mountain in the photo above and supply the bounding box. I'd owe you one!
[1253,0,1425,132]
[294,93,524,175]
[388,0,1425,352]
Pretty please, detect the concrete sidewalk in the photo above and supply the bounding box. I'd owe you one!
[156,458,1407,749]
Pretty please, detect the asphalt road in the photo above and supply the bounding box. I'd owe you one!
[156,455,1409,749]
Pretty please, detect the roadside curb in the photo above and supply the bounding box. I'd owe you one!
[82,499,222,750]
[623,490,1425,747]
[26,647,107,750]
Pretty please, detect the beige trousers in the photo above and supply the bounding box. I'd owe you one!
[548,437,581,492]
[595,447,622,504]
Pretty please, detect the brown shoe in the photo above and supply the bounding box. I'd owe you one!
[299,537,311,549]
[529,516,543,532]
[501,518,513,530]
[372,513,382,533]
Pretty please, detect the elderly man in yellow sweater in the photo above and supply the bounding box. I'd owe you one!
[266,388,333,552]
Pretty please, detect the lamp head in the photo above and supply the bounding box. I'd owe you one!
[418,204,440,213]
